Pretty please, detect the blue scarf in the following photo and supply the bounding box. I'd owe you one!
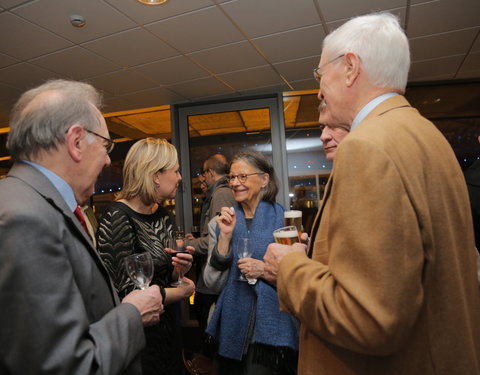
[206,200,299,360]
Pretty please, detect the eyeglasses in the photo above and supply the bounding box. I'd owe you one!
[85,129,115,154]
[313,54,345,82]
[226,173,264,184]
[200,168,210,176]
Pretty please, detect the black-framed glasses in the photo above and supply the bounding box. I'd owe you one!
[226,173,265,184]
[313,54,345,82]
[85,129,115,154]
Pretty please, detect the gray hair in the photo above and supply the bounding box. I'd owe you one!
[230,150,278,203]
[323,12,410,93]
[7,79,103,161]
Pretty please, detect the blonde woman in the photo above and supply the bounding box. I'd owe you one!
[96,138,195,375]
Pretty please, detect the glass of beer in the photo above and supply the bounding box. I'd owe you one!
[284,210,303,236]
[273,226,300,245]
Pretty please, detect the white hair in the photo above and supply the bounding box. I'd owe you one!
[323,12,410,92]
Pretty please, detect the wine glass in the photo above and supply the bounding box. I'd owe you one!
[124,252,154,290]
[236,238,254,281]
[168,232,187,287]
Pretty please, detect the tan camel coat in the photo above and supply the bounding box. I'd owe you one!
[278,95,480,374]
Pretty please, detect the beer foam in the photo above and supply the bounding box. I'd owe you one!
[284,210,302,218]
[274,230,298,238]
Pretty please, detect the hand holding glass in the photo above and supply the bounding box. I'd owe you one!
[168,235,187,287]
[236,238,254,281]
[124,252,154,290]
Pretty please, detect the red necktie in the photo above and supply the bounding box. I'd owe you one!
[74,206,90,236]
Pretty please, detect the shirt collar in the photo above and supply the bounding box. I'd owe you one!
[22,160,77,211]
[351,92,399,131]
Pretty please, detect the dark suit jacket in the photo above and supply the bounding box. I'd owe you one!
[277,95,480,374]
[0,162,145,374]
[465,160,480,253]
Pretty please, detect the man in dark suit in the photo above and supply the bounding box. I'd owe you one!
[186,153,235,356]
[0,79,163,374]
[264,12,480,375]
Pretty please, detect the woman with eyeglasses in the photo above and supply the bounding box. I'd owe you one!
[205,150,299,375]
[96,137,195,375]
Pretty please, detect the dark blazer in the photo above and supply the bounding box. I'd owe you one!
[0,162,145,375]
[465,160,480,253]
[277,95,480,374]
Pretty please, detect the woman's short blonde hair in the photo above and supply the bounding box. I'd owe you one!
[116,138,178,204]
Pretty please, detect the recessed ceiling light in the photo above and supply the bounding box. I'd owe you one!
[137,0,168,5]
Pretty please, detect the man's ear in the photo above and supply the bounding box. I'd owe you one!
[65,125,84,162]
[344,52,361,87]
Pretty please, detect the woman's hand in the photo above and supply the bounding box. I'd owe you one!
[238,258,265,279]
[177,276,195,298]
[216,206,236,236]
[169,250,193,275]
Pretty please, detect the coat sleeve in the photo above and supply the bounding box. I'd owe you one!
[0,208,145,375]
[277,137,425,356]
[188,186,235,257]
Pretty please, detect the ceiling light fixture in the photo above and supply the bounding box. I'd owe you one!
[70,14,86,28]
[137,0,168,5]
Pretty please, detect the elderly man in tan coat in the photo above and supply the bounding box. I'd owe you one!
[264,12,480,375]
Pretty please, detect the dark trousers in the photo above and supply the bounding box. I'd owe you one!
[194,291,218,356]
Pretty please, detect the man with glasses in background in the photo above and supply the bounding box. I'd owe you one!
[186,153,235,356]
[264,12,480,375]
[0,79,163,374]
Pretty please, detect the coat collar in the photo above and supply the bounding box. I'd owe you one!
[308,95,412,257]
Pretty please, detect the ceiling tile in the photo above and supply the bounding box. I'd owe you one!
[275,55,320,83]
[326,7,405,34]
[31,47,121,80]
[0,52,19,69]
[112,87,185,110]
[238,82,290,96]
[253,25,325,64]
[0,0,26,9]
[87,69,159,96]
[0,12,72,60]
[289,78,319,91]
[105,0,212,25]
[0,81,21,101]
[134,56,210,85]
[408,0,480,38]
[102,95,132,114]
[12,0,136,44]
[219,65,285,91]
[146,6,245,53]
[0,62,62,91]
[410,28,479,62]
[409,55,464,81]
[471,33,480,53]
[187,41,265,74]
[457,51,480,79]
[316,0,405,22]
[221,0,320,38]
[82,27,179,68]
[167,76,235,99]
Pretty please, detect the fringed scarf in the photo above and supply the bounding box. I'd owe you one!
[206,200,299,361]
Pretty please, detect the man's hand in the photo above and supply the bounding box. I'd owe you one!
[263,243,307,285]
[122,285,163,327]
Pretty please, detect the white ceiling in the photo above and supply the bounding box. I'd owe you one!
[0,0,479,127]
